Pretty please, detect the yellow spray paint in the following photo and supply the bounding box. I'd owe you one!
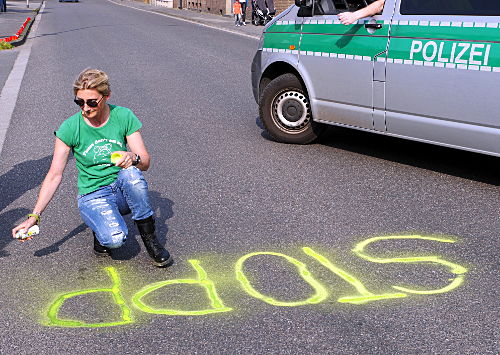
[352,235,468,294]
[235,251,328,306]
[131,259,232,315]
[302,247,407,304]
[46,267,132,328]
[41,236,468,328]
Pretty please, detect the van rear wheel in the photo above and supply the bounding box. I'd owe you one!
[259,73,324,144]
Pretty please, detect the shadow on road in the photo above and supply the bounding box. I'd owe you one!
[0,156,52,257]
[31,190,175,261]
[33,23,182,39]
[111,191,175,261]
[33,223,87,257]
[258,121,498,185]
[0,208,30,257]
[0,154,174,260]
[28,191,174,260]
[319,126,499,185]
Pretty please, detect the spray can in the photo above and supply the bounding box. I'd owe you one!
[110,153,122,164]
[15,225,39,240]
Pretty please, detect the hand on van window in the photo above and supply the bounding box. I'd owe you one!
[338,12,358,25]
[338,0,385,25]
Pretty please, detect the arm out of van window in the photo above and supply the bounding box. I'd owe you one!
[338,0,385,25]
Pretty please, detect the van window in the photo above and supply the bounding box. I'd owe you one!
[315,0,378,16]
[400,0,500,16]
[314,0,337,15]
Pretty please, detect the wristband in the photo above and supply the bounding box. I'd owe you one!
[132,154,141,166]
[27,213,41,225]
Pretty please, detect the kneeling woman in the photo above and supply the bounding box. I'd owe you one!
[12,68,172,267]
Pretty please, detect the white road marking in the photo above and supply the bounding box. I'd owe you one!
[107,0,260,40]
[0,1,46,156]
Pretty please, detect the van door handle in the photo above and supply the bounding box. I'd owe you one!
[364,23,382,30]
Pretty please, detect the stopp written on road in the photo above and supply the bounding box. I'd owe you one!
[43,235,468,328]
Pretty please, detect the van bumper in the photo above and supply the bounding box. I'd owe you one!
[251,50,262,104]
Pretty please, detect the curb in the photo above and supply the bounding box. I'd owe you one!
[151,8,230,27]
[2,2,43,47]
[118,0,231,25]
[10,15,36,47]
[151,8,224,23]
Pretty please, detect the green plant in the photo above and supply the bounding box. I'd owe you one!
[0,41,14,50]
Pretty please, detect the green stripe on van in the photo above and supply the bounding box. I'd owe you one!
[302,21,389,37]
[300,33,387,58]
[391,23,500,43]
[390,23,500,69]
[263,32,301,50]
[266,23,301,33]
[388,36,500,69]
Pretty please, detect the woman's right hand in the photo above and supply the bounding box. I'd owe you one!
[12,216,37,241]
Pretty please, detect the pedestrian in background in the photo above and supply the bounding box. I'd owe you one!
[239,0,248,25]
[233,0,243,26]
[251,0,256,25]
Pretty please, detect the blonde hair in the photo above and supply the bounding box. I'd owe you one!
[73,68,110,96]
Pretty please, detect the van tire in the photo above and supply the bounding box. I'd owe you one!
[259,73,324,144]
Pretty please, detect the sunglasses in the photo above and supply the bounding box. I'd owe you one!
[74,96,104,108]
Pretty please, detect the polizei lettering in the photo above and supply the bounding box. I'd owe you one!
[409,40,491,66]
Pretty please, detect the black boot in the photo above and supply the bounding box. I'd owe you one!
[135,216,173,267]
[93,232,111,257]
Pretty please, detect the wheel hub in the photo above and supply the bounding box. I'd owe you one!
[274,91,310,129]
[282,100,303,122]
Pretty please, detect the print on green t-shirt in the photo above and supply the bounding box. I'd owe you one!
[55,105,142,195]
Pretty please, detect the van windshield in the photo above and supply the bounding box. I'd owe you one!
[400,0,500,16]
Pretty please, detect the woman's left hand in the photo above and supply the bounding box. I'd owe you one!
[113,151,135,169]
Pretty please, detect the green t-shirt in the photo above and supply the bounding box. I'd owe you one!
[55,105,142,195]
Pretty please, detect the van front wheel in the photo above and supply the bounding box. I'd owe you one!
[259,73,324,144]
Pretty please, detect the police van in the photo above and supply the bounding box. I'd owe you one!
[251,0,500,157]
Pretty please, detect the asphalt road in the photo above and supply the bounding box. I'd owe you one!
[0,0,498,354]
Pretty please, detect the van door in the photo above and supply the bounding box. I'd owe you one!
[385,0,500,156]
[298,0,395,130]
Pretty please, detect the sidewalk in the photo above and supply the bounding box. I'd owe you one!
[0,0,41,105]
[0,0,42,88]
[109,0,264,39]
[0,0,41,39]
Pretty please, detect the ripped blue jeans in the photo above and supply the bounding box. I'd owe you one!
[77,167,153,249]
